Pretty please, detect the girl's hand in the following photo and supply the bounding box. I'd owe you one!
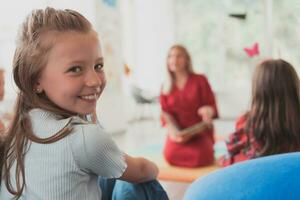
[197,106,214,123]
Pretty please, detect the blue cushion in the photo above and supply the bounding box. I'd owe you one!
[184,152,300,200]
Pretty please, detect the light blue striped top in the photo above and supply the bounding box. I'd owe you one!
[0,108,127,200]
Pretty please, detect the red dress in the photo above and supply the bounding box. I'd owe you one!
[160,74,218,167]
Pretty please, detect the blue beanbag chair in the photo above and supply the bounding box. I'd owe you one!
[184,152,300,200]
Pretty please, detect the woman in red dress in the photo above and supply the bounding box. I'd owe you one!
[160,45,218,167]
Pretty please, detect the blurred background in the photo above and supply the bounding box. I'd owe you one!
[0,0,299,135]
[2,1,300,199]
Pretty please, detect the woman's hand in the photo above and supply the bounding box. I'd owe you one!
[168,130,195,143]
[197,106,214,123]
[163,111,196,143]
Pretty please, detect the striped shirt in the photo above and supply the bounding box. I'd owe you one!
[0,108,127,200]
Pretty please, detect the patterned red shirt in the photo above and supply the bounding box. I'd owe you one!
[219,114,260,167]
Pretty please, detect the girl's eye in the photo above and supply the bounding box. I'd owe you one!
[94,63,104,71]
[67,66,82,73]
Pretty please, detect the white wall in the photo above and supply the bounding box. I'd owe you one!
[121,0,175,94]
[96,0,176,133]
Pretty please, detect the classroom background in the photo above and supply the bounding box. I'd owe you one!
[0,0,299,199]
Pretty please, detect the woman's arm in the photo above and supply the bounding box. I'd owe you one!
[162,112,197,143]
[198,75,219,120]
[197,105,215,123]
[161,112,180,135]
[119,154,158,183]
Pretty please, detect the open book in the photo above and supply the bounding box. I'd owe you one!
[176,121,210,137]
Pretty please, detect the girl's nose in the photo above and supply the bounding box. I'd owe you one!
[86,70,104,87]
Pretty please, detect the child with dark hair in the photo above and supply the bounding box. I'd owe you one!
[220,59,300,166]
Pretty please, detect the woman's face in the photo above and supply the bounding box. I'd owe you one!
[167,48,188,74]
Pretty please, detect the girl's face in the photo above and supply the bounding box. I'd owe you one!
[167,48,188,74]
[37,31,105,115]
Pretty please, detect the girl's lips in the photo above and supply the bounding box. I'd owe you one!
[79,93,100,100]
[79,87,102,100]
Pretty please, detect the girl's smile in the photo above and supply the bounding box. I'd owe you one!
[78,87,101,101]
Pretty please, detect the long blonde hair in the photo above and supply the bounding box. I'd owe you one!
[162,45,194,94]
[0,7,93,199]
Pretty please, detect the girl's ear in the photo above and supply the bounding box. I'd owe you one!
[34,82,43,94]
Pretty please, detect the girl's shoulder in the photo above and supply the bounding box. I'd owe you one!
[29,108,95,138]
[28,109,126,179]
[235,113,249,130]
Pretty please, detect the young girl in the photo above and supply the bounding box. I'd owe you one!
[160,45,218,168]
[220,59,300,167]
[0,7,168,200]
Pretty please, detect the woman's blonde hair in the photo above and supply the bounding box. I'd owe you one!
[162,45,194,94]
[0,7,93,199]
